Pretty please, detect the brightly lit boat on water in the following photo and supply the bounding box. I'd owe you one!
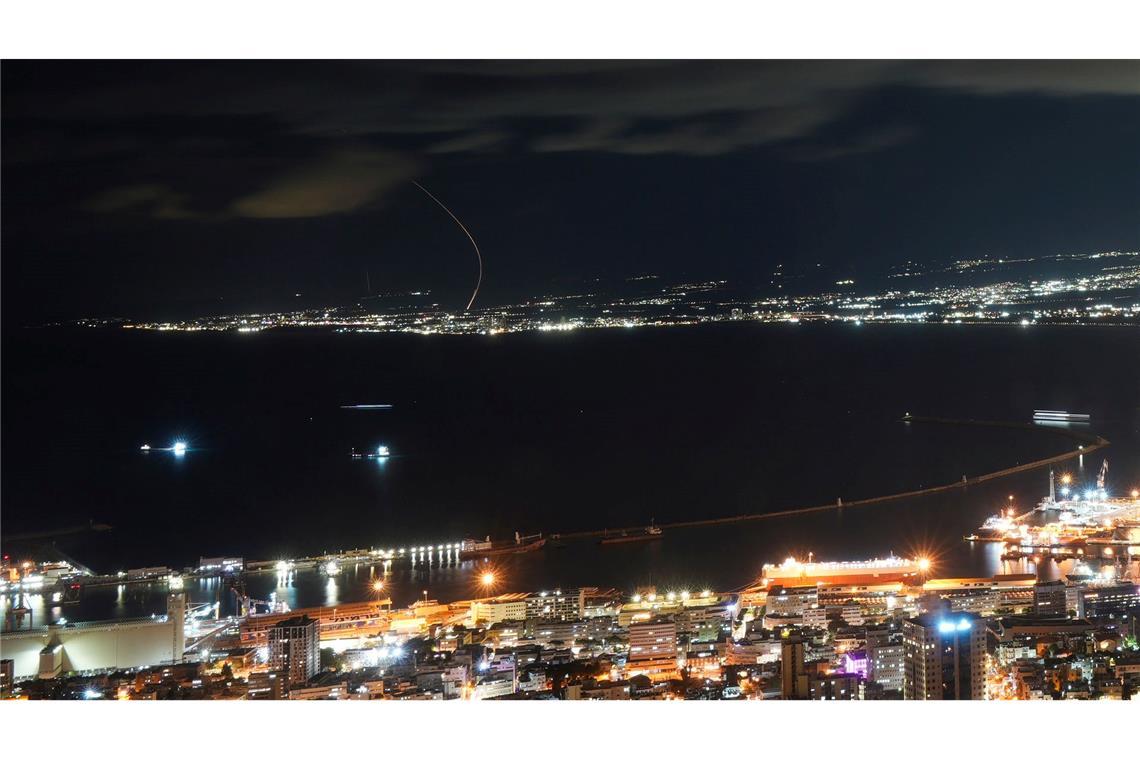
[351,445,391,459]
[760,555,929,586]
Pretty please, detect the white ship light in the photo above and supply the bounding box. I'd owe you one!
[172,441,187,455]
[376,445,390,457]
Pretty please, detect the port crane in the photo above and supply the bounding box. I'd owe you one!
[227,576,287,617]
[3,592,33,631]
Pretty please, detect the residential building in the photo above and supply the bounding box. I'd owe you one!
[267,615,320,686]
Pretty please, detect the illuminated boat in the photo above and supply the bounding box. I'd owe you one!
[1033,410,1090,423]
[351,445,391,459]
[760,555,927,587]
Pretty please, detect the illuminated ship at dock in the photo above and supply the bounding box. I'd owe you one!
[760,555,930,587]
[965,464,1140,561]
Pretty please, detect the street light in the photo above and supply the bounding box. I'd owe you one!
[372,580,385,592]
[481,571,495,589]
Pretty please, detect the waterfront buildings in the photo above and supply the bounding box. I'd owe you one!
[3,544,1137,701]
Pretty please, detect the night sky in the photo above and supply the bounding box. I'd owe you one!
[3,60,1138,322]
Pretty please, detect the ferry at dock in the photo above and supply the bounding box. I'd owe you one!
[760,555,928,587]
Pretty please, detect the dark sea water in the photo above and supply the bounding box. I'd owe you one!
[3,323,1139,619]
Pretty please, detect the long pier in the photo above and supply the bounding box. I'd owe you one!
[556,415,1110,539]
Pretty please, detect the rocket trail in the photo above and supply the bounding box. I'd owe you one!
[412,181,483,311]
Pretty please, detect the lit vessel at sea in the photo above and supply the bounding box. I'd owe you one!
[351,445,391,459]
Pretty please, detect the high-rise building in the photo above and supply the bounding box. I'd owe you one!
[1076,582,1140,619]
[167,592,186,663]
[808,672,859,700]
[1034,580,1069,617]
[780,637,809,699]
[247,670,288,700]
[627,617,679,680]
[267,615,320,685]
[902,612,986,700]
[868,640,905,693]
[628,618,677,662]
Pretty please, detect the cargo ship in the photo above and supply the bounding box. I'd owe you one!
[600,524,663,545]
[459,533,546,559]
[760,555,928,587]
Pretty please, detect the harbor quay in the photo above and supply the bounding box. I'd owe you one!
[3,545,1138,700]
[4,465,1139,700]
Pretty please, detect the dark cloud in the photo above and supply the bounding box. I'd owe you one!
[9,61,1139,227]
[229,148,418,219]
[83,183,199,219]
[785,124,917,162]
[8,61,1138,162]
[425,129,511,154]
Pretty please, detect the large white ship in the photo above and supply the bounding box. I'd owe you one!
[760,555,929,587]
